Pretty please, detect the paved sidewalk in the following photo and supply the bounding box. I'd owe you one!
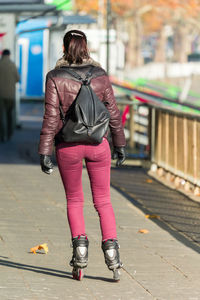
[1,119,200,299]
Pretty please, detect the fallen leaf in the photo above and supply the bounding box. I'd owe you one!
[30,243,48,254]
[30,246,38,254]
[145,214,160,219]
[138,229,149,234]
[146,179,153,183]
[38,243,48,254]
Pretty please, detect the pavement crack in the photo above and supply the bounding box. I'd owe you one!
[121,267,158,299]
[154,252,188,279]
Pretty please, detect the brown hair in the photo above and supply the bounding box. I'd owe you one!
[63,30,89,65]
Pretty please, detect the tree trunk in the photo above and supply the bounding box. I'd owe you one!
[173,24,190,63]
[154,26,167,62]
[125,14,144,68]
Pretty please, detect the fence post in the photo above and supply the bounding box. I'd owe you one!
[129,104,134,149]
[158,110,162,164]
[165,113,169,170]
[150,107,156,161]
[193,119,197,184]
[174,115,177,174]
[183,117,188,178]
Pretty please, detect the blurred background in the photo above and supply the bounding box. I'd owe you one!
[1,0,200,99]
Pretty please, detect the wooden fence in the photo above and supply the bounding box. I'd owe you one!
[150,107,200,187]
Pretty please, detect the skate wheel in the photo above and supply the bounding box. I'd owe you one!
[72,268,84,281]
[113,269,120,281]
[78,269,84,280]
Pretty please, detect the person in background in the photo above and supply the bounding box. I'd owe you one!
[0,49,20,142]
[38,30,126,281]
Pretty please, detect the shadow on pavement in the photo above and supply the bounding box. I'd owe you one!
[0,127,41,165]
[111,166,200,254]
[0,259,72,279]
[0,259,115,282]
[0,102,43,165]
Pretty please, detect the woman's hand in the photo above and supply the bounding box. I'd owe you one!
[112,147,126,167]
[40,155,54,175]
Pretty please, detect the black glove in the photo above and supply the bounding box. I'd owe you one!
[112,147,126,167]
[40,154,54,175]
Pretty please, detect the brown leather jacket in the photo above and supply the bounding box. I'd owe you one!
[38,58,126,155]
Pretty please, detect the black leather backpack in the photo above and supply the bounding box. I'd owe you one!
[56,66,110,144]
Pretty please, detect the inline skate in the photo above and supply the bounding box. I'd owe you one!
[70,235,89,281]
[102,239,123,281]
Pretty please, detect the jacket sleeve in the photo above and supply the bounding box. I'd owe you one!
[14,64,20,83]
[11,62,20,83]
[103,76,126,147]
[38,73,60,155]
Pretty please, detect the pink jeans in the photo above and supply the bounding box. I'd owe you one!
[56,138,117,240]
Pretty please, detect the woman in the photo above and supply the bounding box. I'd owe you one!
[38,30,126,281]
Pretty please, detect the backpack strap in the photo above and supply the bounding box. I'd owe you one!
[62,66,94,84]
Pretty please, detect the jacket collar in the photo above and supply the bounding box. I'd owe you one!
[55,56,101,69]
